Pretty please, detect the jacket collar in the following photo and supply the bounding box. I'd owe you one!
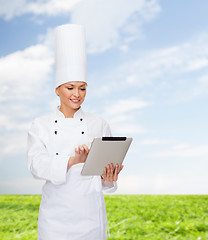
[56,105,83,119]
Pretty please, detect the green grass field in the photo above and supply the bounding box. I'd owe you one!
[0,195,208,239]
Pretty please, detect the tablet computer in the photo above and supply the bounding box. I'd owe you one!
[81,137,133,176]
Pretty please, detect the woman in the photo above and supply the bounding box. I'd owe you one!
[27,24,123,240]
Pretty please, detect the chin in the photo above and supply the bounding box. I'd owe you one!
[72,105,81,110]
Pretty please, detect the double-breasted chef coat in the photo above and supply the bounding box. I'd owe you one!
[27,105,117,240]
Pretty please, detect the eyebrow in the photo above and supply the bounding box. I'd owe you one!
[66,83,86,87]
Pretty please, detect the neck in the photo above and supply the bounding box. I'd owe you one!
[59,105,80,118]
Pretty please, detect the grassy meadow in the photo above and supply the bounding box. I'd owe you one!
[0,195,208,239]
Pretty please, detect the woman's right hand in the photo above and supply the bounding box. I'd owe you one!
[67,144,89,169]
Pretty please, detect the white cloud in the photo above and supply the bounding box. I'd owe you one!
[0,0,161,25]
[0,132,27,162]
[112,123,146,135]
[0,114,29,131]
[171,144,191,150]
[71,0,161,53]
[184,58,208,72]
[0,177,44,194]
[37,27,55,49]
[123,37,208,87]
[0,0,161,55]
[1,173,207,194]
[105,98,148,116]
[0,1,207,196]
[0,28,56,161]
[0,43,53,101]
[91,32,208,103]
[0,40,54,152]
[101,98,148,135]
[25,0,83,16]
[0,0,83,20]
[0,0,26,20]
[139,139,175,145]
[119,45,129,52]
[192,73,208,97]
[149,144,208,158]
[116,173,208,194]
[108,114,130,124]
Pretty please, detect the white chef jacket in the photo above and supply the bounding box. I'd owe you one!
[27,106,117,240]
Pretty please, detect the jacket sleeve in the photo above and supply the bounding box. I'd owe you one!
[27,119,69,185]
[101,120,118,193]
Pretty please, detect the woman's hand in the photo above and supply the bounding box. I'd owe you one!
[101,163,124,182]
[67,144,89,169]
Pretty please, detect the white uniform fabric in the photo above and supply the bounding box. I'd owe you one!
[27,106,117,240]
[55,24,87,88]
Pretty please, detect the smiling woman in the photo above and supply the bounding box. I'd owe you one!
[55,81,87,118]
[27,24,123,240]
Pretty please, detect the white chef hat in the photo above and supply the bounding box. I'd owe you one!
[55,24,87,88]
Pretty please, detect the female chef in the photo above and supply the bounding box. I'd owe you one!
[27,24,123,240]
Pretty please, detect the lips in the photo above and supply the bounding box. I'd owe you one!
[70,99,80,103]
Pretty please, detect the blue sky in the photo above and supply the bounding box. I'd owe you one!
[0,0,208,194]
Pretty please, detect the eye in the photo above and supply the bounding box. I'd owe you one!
[80,88,86,91]
[67,88,73,90]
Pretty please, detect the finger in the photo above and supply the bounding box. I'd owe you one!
[110,163,113,172]
[82,145,89,153]
[79,145,84,152]
[114,164,119,176]
[103,167,107,179]
[110,164,114,181]
[118,165,124,174]
[75,148,79,154]
[113,174,118,182]
[113,164,118,174]
[79,146,86,156]
[104,167,107,175]
[107,164,112,176]
[106,164,111,180]
[111,165,118,181]
[111,164,115,176]
[82,144,88,149]
[75,146,80,154]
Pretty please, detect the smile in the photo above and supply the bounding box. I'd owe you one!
[70,99,80,103]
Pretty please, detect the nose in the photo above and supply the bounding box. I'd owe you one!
[73,88,80,98]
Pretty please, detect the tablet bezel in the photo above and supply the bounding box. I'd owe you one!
[81,137,132,176]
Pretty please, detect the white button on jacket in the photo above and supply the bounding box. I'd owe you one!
[27,106,117,240]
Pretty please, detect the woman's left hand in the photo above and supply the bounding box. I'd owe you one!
[101,163,124,182]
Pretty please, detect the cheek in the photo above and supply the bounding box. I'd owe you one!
[81,91,87,98]
[81,94,86,101]
[62,90,72,99]
[79,92,86,99]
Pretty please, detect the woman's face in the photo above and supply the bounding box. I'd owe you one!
[55,81,87,111]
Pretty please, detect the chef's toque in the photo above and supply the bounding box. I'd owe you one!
[55,24,87,88]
